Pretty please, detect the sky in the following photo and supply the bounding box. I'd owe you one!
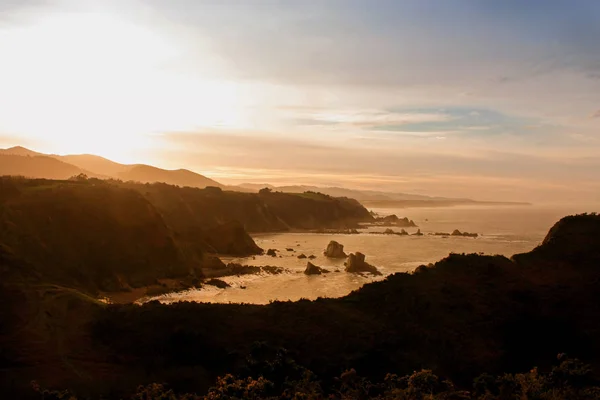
[1,0,600,203]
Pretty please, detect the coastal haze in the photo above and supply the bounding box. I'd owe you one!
[2,1,600,399]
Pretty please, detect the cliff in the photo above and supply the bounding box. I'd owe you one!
[0,177,196,294]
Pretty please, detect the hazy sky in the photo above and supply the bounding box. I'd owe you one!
[1,0,600,202]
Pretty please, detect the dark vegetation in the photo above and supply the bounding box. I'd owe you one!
[0,176,599,398]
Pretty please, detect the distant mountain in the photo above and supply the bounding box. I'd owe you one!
[0,153,95,180]
[118,164,222,188]
[59,154,130,177]
[238,184,530,207]
[239,184,469,202]
[0,145,43,157]
[0,146,223,189]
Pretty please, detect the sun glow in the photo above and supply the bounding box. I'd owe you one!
[0,12,247,161]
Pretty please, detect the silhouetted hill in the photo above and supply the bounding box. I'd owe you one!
[0,177,199,294]
[59,154,130,177]
[0,146,43,157]
[1,212,600,398]
[132,183,372,232]
[0,154,93,180]
[119,164,222,189]
[240,183,531,207]
[0,147,224,189]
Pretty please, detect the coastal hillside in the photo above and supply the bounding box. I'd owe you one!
[1,213,599,398]
[0,177,371,293]
[0,177,198,294]
[127,182,373,232]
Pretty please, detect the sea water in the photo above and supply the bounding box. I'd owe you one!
[147,204,597,305]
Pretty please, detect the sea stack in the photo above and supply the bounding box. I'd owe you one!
[324,240,347,258]
[344,252,382,275]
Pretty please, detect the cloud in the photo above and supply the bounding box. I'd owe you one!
[292,109,453,130]
[149,130,600,202]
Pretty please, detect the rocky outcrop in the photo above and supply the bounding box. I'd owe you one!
[203,221,264,256]
[451,229,478,238]
[266,249,278,257]
[304,262,330,275]
[205,279,230,289]
[412,229,423,236]
[381,228,409,235]
[315,228,360,234]
[324,241,347,258]
[375,215,417,227]
[344,252,382,275]
[202,263,286,278]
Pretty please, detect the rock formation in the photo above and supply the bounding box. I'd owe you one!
[266,249,278,257]
[205,279,230,289]
[297,254,307,259]
[202,221,264,256]
[381,228,409,235]
[451,229,478,238]
[412,229,423,236]
[344,252,382,275]
[304,262,330,275]
[324,240,347,258]
[376,214,417,227]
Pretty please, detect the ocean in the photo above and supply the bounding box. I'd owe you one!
[146,204,597,305]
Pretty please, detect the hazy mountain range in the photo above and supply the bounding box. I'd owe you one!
[0,146,224,189]
[0,146,529,206]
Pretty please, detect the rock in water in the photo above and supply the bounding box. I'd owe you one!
[324,240,347,258]
[266,249,278,257]
[205,279,231,289]
[344,252,382,275]
[412,229,423,236]
[304,262,330,275]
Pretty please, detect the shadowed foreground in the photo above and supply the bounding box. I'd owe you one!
[1,207,600,398]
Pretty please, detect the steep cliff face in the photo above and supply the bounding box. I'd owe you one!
[258,191,373,230]
[201,221,264,256]
[0,179,195,293]
[135,183,289,232]
[132,183,372,233]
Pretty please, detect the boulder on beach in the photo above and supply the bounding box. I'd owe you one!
[308,255,317,259]
[344,252,382,275]
[297,254,307,259]
[324,240,347,258]
[304,262,330,275]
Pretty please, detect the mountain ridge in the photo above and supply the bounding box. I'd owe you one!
[0,146,223,189]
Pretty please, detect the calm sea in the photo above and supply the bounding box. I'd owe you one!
[146,204,598,305]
